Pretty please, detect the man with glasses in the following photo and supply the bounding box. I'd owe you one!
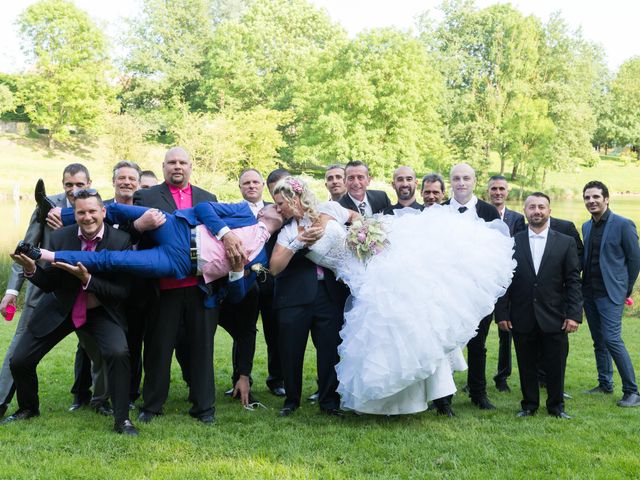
[4,190,138,435]
[0,164,100,418]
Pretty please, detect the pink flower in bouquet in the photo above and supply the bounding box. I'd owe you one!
[357,231,367,243]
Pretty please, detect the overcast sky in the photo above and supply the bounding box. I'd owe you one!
[1,0,637,73]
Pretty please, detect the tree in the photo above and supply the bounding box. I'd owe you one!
[0,85,14,115]
[16,0,113,148]
[423,1,542,177]
[294,28,448,177]
[121,0,223,119]
[171,105,290,182]
[610,57,640,159]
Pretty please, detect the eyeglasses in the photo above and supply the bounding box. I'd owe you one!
[72,188,99,199]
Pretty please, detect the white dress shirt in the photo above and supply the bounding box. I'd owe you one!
[528,225,550,274]
[246,199,265,218]
[348,193,373,217]
[449,195,478,217]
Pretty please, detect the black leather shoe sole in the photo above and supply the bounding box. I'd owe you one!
[270,387,286,397]
[320,408,345,418]
[137,410,158,423]
[516,409,535,417]
[279,407,297,417]
[114,419,139,435]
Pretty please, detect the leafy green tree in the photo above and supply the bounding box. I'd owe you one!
[171,106,289,181]
[610,57,640,159]
[0,85,14,115]
[423,1,542,177]
[121,0,222,118]
[16,0,113,148]
[294,28,448,177]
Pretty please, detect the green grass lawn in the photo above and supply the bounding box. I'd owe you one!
[0,307,639,478]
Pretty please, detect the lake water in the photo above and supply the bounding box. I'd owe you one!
[1,195,639,254]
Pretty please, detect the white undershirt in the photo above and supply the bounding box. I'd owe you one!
[528,225,550,274]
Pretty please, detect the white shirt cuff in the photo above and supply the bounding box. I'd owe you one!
[228,271,244,282]
[216,226,231,240]
[5,289,19,297]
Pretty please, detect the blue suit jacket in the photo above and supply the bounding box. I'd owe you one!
[582,211,640,304]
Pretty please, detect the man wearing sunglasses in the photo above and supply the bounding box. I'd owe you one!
[5,190,138,435]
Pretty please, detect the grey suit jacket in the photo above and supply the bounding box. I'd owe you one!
[6,193,68,313]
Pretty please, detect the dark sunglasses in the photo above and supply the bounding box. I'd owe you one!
[72,188,99,199]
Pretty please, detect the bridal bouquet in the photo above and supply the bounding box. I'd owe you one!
[345,217,390,262]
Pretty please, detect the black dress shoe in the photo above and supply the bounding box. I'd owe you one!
[270,386,286,397]
[137,410,158,423]
[436,404,455,417]
[196,414,215,424]
[279,406,297,417]
[224,388,234,397]
[495,382,511,393]
[114,419,139,436]
[35,179,56,225]
[128,402,136,411]
[307,391,319,402]
[617,392,640,407]
[516,409,535,417]
[14,241,42,261]
[93,401,114,416]
[1,409,40,424]
[320,408,345,418]
[585,385,613,394]
[471,396,496,410]
[552,411,572,419]
[68,399,90,412]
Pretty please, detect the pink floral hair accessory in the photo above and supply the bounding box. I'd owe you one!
[287,178,303,194]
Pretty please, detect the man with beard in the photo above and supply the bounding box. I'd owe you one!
[384,166,423,215]
[495,192,582,419]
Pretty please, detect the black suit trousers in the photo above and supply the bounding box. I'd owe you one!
[495,327,512,384]
[277,281,342,411]
[513,326,568,414]
[142,286,217,417]
[467,314,493,398]
[258,276,282,387]
[10,308,131,423]
[219,283,259,384]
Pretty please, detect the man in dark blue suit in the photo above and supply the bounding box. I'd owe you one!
[582,181,640,407]
[487,175,526,393]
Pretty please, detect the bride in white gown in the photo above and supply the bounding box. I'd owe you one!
[269,177,515,415]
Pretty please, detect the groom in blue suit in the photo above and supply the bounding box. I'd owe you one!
[582,180,640,407]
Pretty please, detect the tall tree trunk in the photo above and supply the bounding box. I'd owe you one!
[47,132,54,149]
[604,145,608,155]
[511,162,518,181]
[541,168,547,189]
[499,155,505,175]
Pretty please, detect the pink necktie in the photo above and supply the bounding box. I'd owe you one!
[71,239,97,329]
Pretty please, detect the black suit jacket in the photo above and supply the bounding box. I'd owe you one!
[502,207,526,237]
[338,190,391,215]
[27,224,132,338]
[133,182,217,213]
[495,229,582,333]
[549,217,584,266]
[442,197,500,222]
[273,248,348,310]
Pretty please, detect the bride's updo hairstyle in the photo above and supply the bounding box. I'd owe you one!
[272,176,319,221]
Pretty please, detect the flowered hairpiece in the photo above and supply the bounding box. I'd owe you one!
[287,177,303,194]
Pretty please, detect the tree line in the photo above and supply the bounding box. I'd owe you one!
[1,0,639,185]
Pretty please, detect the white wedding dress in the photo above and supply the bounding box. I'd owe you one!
[280,202,515,415]
[332,205,514,415]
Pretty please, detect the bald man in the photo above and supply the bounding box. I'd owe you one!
[133,146,219,424]
[384,166,423,215]
[443,163,500,411]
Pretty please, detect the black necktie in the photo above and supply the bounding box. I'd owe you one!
[358,202,366,216]
[458,206,468,213]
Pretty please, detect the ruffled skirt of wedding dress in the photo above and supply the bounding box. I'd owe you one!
[336,206,515,414]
